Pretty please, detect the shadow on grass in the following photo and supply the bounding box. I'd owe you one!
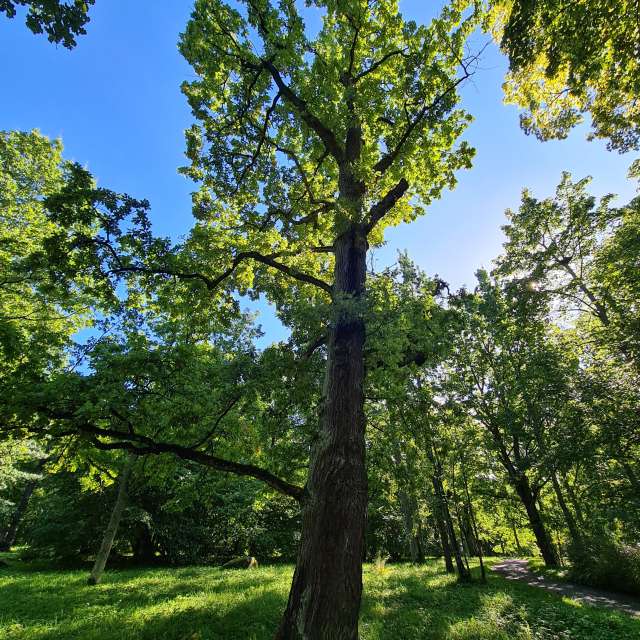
[359,562,640,640]
[2,560,640,640]
[0,565,291,640]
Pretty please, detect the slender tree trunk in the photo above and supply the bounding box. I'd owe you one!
[398,488,420,563]
[0,479,38,551]
[132,522,156,564]
[551,474,583,550]
[0,457,48,551]
[434,505,455,572]
[512,476,558,567]
[87,455,135,585]
[276,229,368,640]
[562,476,586,526]
[431,471,470,581]
[415,522,425,564]
[511,521,523,555]
[460,459,485,582]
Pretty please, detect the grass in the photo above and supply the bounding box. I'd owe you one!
[1,554,639,639]
[527,557,571,582]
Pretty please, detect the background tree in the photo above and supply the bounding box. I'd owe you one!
[0,0,94,48]
[487,0,640,152]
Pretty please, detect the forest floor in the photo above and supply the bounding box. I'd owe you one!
[1,554,640,639]
[493,558,640,618]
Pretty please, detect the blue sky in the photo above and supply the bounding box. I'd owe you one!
[1,1,636,343]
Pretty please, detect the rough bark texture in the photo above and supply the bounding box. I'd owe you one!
[87,455,135,585]
[513,476,559,567]
[275,229,368,640]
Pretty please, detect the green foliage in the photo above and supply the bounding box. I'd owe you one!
[0,130,89,383]
[568,540,640,597]
[175,0,476,310]
[1,559,638,639]
[487,0,640,151]
[0,0,94,48]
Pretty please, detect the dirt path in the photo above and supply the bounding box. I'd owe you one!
[492,558,640,617]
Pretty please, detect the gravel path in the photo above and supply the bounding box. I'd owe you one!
[492,558,640,617]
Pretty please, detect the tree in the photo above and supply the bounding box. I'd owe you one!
[0,130,88,385]
[495,173,640,371]
[156,2,477,636]
[87,453,135,585]
[0,0,94,48]
[445,273,583,566]
[487,0,640,151]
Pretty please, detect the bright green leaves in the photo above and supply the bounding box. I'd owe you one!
[178,0,479,315]
[0,130,85,382]
[0,0,94,48]
[488,0,640,152]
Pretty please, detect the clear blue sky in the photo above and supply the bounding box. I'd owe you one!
[1,1,636,343]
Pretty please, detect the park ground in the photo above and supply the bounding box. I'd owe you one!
[1,555,639,640]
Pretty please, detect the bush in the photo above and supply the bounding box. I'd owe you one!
[568,538,640,595]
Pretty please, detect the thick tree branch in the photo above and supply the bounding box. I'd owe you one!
[261,59,345,163]
[47,420,305,501]
[354,48,408,83]
[365,178,410,233]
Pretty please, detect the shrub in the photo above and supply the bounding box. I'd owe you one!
[568,538,640,595]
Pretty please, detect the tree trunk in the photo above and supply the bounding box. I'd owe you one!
[460,460,485,582]
[0,457,48,551]
[431,471,470,581]
[0,478,38,551]
[511,521,523,555]
[562,476,586,526]
[275,229,368,640]
[513,476,558,567]
[551,474,583,550]
[434,506,455,573]
[132,522,156,564]
[398,488,420,563]
[87,455,135,585]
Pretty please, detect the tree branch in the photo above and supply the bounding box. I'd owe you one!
[58,421,305,501]
[365,178,410,233]
[261,59,345,164]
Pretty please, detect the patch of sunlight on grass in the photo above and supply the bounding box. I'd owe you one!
[2,557,640,639]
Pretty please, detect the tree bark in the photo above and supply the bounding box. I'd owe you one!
[512,476,558,567]
[511,521,523,555]
[398,487,420,563]
[551,473,583,550]
[275,228,368,640]
[431,471,470,581]
[87,454,135,585]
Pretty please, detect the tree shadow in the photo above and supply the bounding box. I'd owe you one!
[0,565,290,640]
[359,563,640,640]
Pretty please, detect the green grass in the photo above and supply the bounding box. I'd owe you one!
[527,557,571,582]
[1,554,639,639]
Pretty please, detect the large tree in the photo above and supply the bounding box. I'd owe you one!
[175,2,477,637]
[4,1,480,635]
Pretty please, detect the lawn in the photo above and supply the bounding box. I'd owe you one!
[1,556,638,640]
